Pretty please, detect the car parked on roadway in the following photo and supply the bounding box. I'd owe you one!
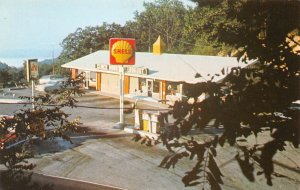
[44,80,68,92]
[36,80,69,92]
[36,75,69,92]
[39,75,67,85]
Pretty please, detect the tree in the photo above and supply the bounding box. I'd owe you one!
[0,70,11,84]
[0,74,85,189]
[56,0,231,65]
[133,0,187,52]
[0,64,24,87]
[55,22,131,74]
[144,0,300,189]
[182,5,234,55]
[58,23,127,62]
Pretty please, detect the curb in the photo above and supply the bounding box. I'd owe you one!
[0,99,27,104]
[0,170,126,190]
[35,172,127,190]
[124,126,159,140]
[89,91,170,109]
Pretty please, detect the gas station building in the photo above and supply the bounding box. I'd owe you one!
[61,37,256,104]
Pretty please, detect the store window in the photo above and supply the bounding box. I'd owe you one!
[153,81,159,93]
[167,82,180,95]
[90,72,96,82]
[139,78,146,92]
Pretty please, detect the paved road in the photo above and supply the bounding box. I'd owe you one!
[0,88,168,130]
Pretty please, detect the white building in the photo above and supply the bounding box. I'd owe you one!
[61,37,257,104]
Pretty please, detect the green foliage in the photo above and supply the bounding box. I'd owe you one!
[58,23,126,62]
[56,0,240,62]
[0,62,24,86]
[0,70,11,84]
[133,0,187,52]
[38,63,53,76]
[38,59,62,76]
[1,169,54,190]
[56,0,194,60]
[0,62,9,70]
[153,1,300,189]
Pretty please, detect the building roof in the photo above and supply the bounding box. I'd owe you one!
[61,50,257,84]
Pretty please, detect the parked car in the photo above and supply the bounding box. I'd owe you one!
[36,79,67,92]
[44,80,68,92]
[39,75,67,85]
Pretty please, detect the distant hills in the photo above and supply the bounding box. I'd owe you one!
[0,61,9,70]
[39,58,56,65]
[0,58,55,70]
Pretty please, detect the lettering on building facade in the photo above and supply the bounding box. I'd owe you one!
[95,64,149,75]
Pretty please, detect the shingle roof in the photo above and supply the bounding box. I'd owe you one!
[61,50,257,83]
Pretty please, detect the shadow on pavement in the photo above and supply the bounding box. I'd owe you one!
[32,126,134,155]
[0,170,124,190]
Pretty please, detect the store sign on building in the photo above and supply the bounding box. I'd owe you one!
[110,38,135,65]
[95,64,149,75]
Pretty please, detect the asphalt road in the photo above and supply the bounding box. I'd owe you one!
[0,88,167,129]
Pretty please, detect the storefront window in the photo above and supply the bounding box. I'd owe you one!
[167,82,180,95]
[139,78,146,92]
[90,72,96,82]
[153,81,159,93]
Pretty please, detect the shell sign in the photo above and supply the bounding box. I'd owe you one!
[110,38,135,65]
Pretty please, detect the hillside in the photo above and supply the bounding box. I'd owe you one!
[0,61,9,70]
[39,58,56,65]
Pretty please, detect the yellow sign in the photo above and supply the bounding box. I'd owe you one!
[110,38,135,65]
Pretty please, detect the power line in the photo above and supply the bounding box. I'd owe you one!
[151,27,205,48]
[0,102,171,111]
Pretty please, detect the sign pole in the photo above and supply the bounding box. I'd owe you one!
[26,59,38,110]
[31,80,35,110]
[110,38,135,129]
[120,65,124,125]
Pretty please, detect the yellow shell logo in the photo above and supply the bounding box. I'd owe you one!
[111,40,133,63]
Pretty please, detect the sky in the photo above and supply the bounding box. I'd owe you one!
[0,0,195,67]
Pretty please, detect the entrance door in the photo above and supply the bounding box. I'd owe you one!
[146,79,153,97]
[84,71,90,89]
[101,73,119,95]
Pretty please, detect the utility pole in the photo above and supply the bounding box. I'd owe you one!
[52,50,55,75]
[148,27,151,53]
